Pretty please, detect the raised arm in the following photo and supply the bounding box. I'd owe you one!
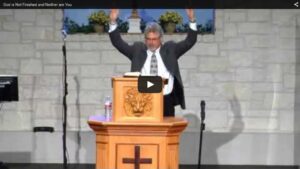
[108,9,134,60]
[175,9,198,59]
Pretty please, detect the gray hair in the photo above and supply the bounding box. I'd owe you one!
[144,22,164,38]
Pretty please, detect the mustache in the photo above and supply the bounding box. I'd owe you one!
[146,44,160,49]
[147,46,158,52]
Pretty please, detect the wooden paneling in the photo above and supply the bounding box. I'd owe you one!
[96,143,108,169]
[89,118,187,169]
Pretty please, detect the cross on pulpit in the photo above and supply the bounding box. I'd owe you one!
[122,145,152,169]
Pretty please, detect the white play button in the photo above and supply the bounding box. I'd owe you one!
[138,76,162,93]
[147,81,154,88]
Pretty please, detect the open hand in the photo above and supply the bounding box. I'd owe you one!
[185,9,195,21]
[110,9,119,23]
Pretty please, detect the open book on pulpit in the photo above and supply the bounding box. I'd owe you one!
[123,71,140,77]
[112,74,166,122]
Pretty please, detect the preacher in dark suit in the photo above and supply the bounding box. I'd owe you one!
[109,9,198,117]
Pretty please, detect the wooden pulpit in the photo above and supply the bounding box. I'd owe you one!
[88,77,187,169]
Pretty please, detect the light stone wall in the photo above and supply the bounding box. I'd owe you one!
[294,23,300,167]
[0,9,300,165]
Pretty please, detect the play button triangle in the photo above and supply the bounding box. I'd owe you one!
[147,81,154,88]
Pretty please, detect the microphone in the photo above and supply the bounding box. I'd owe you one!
[61,29,67,57]
[198,100,206,169]
[61,29,67,41]
[200,100,205,121]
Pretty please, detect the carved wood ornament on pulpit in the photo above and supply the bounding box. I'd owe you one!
[124,87,153,117]
[112,77,163,122]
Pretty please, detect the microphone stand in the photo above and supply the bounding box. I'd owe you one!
[198,100,206,169]
[62,33,68,169]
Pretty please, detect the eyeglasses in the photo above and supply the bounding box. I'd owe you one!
[145,37,160,41]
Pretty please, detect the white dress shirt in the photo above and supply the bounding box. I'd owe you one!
[141,47,174,95]
[109,22,197,95]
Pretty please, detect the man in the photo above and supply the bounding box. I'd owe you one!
[109,9,197,117]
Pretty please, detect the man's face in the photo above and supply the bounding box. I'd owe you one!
[145,32,161,52]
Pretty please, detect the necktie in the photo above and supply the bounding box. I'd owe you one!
[150,53,158,75]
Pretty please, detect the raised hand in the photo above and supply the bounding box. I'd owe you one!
[185,9,195,22]
[109,9,119,23]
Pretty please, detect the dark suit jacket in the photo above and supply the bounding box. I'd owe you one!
[109,28,197,109]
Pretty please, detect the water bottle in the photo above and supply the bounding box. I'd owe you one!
[104,96,112,121]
